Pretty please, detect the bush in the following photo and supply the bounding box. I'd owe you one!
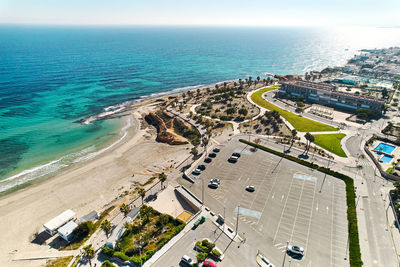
[212,249,221,257]
[101,260,115,267]
[197,252,207,262]
[101,246,115,257]
[72,221,94,241]
[125,246,136,257]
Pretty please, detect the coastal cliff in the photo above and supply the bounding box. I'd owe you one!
[145,111,190,145]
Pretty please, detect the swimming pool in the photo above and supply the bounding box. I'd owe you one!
[380,154,394,163]
[374,143,396,154]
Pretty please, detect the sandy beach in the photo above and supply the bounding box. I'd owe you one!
[0,101,192,266]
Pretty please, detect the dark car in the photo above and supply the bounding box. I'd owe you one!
[208,182,219,189]
[198,164,206,171]
[228,156,238,163]
[204,158,212,163]
[209,152,217,158]
[232,152,241,158]
[213,148,220,153]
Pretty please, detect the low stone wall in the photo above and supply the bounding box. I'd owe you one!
[364,145,400,181]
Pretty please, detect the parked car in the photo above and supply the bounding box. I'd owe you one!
[213,148,220,153]
[209,152,217,158]
[208,182,219,189]
[192,169,201,175]
[210,178,221,185]
[287,245,304,256]
[203,260,217,267]
[232,152,241,158]
[204,158,212,163]
[198,164,206,171]
[261,256,275,267]
[228,156,238,163]
[181,255,193,265]
[246,185,255,192]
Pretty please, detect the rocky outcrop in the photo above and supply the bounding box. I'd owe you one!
[145,111,188,145]
[274,74,302,81]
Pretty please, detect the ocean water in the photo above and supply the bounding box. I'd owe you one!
[1,25,400,193]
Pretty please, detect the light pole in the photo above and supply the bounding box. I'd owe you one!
[281,241,289,267]
[236,205,240,237]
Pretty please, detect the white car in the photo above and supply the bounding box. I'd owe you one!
[210,178,221,185]
[261,256,276,267]
[287,245,304,256]
[181,255,193,265]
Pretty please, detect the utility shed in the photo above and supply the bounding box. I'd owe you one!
[57,221,78,243]
[43,209,76,235]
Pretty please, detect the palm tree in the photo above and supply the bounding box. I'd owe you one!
[82,244,95,266]
[140,205,154,223]
[138,187,146,204]
[190,146,198,158]
[158,172,167,189]
[289,129,297,150]
[101,220,112,237]
[120,203,130,216]
[202,137,209,152]
[304,132,314,155]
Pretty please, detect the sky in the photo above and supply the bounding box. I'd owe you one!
[0,0,399,27]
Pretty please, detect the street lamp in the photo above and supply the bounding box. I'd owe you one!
[281,241,289,267]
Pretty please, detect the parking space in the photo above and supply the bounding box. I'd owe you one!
[180,137,349,267]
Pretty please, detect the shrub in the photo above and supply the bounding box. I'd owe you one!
[125,246,136,257]
[101,260,115,267]
[197,252,207,262]
[72,221,94,241]
[212,249,221,257]
[101,246,115,257]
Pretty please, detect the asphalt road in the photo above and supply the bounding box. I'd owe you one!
[175,138,348,267]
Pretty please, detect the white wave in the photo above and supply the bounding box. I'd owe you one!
[0,117,133,193]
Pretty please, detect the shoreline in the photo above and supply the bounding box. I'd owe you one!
[0,100,192,266]
[0,78,239,195]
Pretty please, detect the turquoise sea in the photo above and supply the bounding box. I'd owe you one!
[1,25,400,193]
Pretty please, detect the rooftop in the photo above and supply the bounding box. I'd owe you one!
[58,220,78,237]
[281,80,384,104]
[43,209,76,231]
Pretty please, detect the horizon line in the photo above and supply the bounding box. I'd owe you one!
[0,22,398,28]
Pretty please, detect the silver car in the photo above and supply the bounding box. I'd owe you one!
[287,245,304,256]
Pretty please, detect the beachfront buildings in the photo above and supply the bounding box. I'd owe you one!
[279,80,385,112]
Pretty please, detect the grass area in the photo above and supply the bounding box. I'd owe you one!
[101,205,185,265]
[387,167,394,174]
[239,139,362,267]
[313,133,347,157]
[251,87,338,132]
[45,256,73,267]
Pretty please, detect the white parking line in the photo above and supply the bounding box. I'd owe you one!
[273,177,295,243]
[288,178,306,243]
[304,180,317,253]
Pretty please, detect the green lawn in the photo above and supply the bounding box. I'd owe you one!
[313,133,347,157]
[251,87,338,132]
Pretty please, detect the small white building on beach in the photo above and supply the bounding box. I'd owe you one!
[43,209,76,235]
[57,220,78,243]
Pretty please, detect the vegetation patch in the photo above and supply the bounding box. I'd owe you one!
[45,256,73,267]
[101,205,185,265]
[239,139,362,267]
[251,87,338,132]
[313,133,347,157]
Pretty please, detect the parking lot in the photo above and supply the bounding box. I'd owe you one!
[180,137,349,267]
